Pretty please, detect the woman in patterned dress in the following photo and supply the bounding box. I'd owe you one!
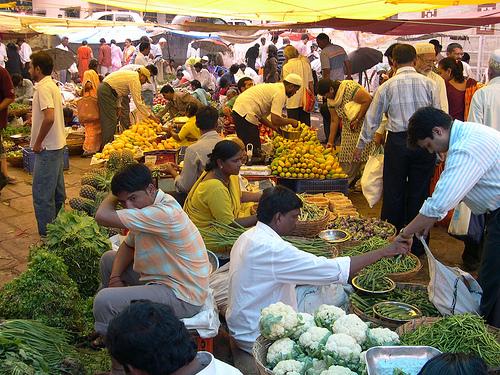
[318,79,375,184]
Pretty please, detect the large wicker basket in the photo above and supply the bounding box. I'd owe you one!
[253,336,274,375]
[291,210,330,238]
[7,155,23,168]
[386,253,422,281]
[66,133,85,155]
[349,282,429,330]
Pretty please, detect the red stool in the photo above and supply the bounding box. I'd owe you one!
[190,330,214,353]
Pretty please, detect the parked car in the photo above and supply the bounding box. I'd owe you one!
[87,11,144,23]
[171,15,227,25]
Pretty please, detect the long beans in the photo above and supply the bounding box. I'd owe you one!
[297,194,326,221]
[356,269,392,291]
[401,313,500,367]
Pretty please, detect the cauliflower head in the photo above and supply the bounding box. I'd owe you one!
[306,358,328,375]
[266,337,302,369]
[259,302,300,340]
[292,313,317,340]
[332,314,368,344]
[324,333,362,364]
[299,326,331,358]
[319,365,357,375]
[364,327,400,348]
[273,359,306,375]
[314,305,346,328]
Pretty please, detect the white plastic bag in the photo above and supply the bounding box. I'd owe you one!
[420,237,482,315]
[361,147,384,208]
[448,202,471,236]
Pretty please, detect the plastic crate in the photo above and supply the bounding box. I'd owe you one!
[278,177,349,195]
[143,149,179,165]
[22,146,69,174]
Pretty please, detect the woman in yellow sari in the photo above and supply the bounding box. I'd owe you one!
[81,59,102,156]
[184,140,261,242]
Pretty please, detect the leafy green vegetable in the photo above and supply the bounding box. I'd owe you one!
[45,210,111,297]
[0,251,86,332]
[2,125,31,137]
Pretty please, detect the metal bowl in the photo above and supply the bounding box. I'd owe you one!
[280,127,301,140]
[318,229,351,243]
[207,250,219,275]
[366,346,442,375]
[352,275,396,294]
[373,301,422,323]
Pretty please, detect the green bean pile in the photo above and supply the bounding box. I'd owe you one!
[356,269,393,292]
[350,288,440,317]
[401,313,500,367]
[199,221,335,258]
[373,303,420,321]
[297,194,327,221]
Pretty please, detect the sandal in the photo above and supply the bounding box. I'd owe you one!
[6,176,17,184]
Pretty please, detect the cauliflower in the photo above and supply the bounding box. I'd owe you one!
[306,358,328,375]
[299,326,331,358]
[266,337,302,368]
[364,327,400,349]
[273,359,306,375]
[314,305,346,328]
[319,365,357,375]
[323,333,362,367]
[259,302,301,340]
[331,314,368,344]
[292,313,317,339]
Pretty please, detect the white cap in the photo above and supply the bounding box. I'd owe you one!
[414,43,436,55]
[489,49,500,70]
[283,73,302,87]
[201,55,209,61]
[159,37,167,43]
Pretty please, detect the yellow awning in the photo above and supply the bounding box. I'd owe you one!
[88,0,492,22]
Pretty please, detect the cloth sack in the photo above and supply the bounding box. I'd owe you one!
[344,101,361,122]
[77,96,99,123]
[361,146,384,208]
[421,237,482,315]
[448,202,485,244]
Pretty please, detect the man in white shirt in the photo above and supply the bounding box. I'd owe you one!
[446,42,473,78]
[227,185,411,353]
[29,52,66,237]
[415,43,448,113]
[56,36,70,83]
[135,42,151,67]
[107,300,241,375]
[232,73,302,156]
[17,38,32,78]
[397,106,500,327]
[188,62,215,91]
[468,49,500,131]
[234,63,260,83]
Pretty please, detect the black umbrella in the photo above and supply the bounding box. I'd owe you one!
[43,48,76,71]
[348,47,383,74]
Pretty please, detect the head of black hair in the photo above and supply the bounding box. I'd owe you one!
[89,59,99,70]
[82,40,88,46]
[193,62,203,70]
[139,42,150,53]
[407,107,453,149]
[160,85,174,94]
[140,35,150,43]
[257,186,303,225]
[145,64,158,76]
[237,77,253,91]
[7,42,17,51]
[417,352,488,375]
[110,39,116,44]
[229,64,240,74]
[195,105,218,131]
[190,79,202,90]
[439,57,465,83]
[100,38,106,44]
[317,78,341,97]
[205,140,242,172]
[316,33,329,42]
[176,70,184,78]
[63,107,74,120]
[106,301,197,375]
[267,44,278,58]
[185,102,198,117]
[446,42,462,54]
[428,39,441,53]
[30,51,54,76]
[301,33,309,41]
[111,163,153,195]
[239,63,246,71]
[219,77,230,88]
[11,73,23,86]
[462,52,470,64]
[393,44,416,65]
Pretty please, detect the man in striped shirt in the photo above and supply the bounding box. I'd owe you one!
[355,44,440,255]
[398,107,500,327]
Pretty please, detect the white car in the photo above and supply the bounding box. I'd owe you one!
[87,11,144,23]
[171,15,227,25]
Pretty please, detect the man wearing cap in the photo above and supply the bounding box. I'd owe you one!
[232,74,301,156]
[415,43,448,113]
[98,66,157,146]
[468,49,500,131]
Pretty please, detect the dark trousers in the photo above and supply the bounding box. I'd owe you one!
[382,131,436,255]
[287,107,311,126]
[479,207,500,327]
[320,101,331,141]
[232,111,261,156]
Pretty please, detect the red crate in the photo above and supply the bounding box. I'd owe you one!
[190,330,214,353]
[143,149,179,165]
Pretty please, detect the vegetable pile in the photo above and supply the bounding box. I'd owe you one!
[2,125,31,137]
[372,303,420,322]
[298,194,328,222]
[355,270,393,293]
[400,314,500,368]
[258,302,401,375]
[329,217,396,241]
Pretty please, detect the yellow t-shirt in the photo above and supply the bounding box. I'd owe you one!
[177,116,201,146]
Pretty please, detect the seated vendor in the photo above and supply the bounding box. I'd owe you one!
[183,140,261,242]
[158,84,202,119]
[167,102,201,147]
[190,79,209,106]
[226,186,411,354]
[93,163,210,371]
[165,105,222,196]
[11,73,33,105]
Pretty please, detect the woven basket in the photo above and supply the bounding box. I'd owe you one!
[253,336,274,375]
[66,134,85,155]
[291,210,330,237]
[349,282,428,330]
[386,253,422,281]
[7,155,23,168]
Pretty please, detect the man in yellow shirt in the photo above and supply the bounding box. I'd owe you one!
[98,66,158,146]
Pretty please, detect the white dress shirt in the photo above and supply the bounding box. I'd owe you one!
[226,222,351,353]
[196,352,242,374]
[420,120,500,219]
[56,43,68,52]
[357,66,440,149]
[19,42,32,64]
[461,61,473,78]
[189,67,215,91]
[467,76,500,131]
[426,70,448,113]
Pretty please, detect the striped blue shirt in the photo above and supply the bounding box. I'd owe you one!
[420,120,500,219]
[357,67,440,149]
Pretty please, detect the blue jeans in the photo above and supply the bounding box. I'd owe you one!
[32,149,66,236]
